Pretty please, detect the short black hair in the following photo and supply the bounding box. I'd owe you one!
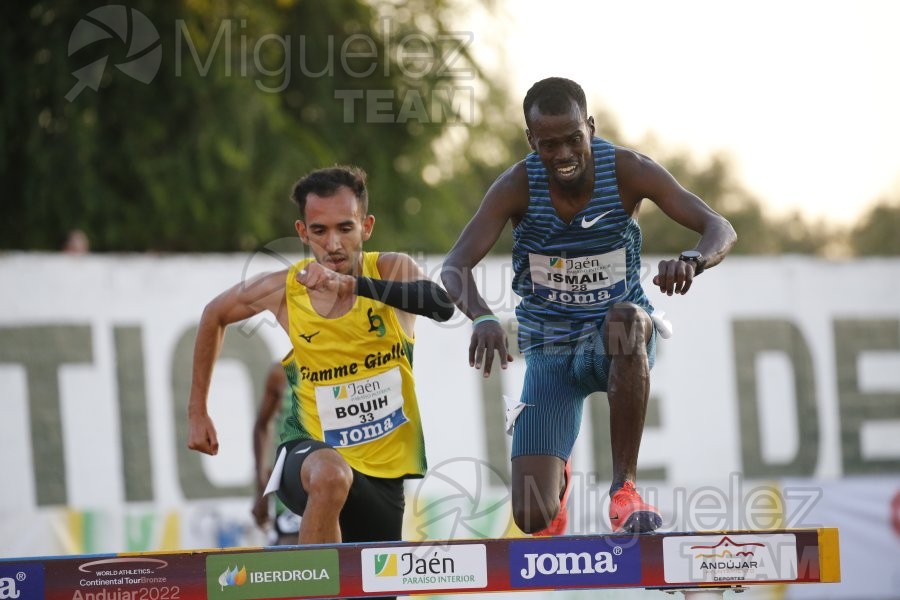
[290,165,369,219]
[523,77,588,125]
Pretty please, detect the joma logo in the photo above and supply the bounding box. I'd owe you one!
[0,576,21,600]
[519,551,618,580]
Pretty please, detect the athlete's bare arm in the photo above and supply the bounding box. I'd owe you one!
[615,148,737,295]
[188,269,288,456]
[252,362,287,527]
[441,162,530,376]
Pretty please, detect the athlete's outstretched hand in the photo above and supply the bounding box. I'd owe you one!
[652,258,697,296]
[188,412,220,456]
[469,320,513,377]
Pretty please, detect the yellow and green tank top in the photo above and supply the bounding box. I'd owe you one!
[281,251,426,479]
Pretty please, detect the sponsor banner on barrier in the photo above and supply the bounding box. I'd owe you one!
[508,538,641,588]
[0,562,44,600]
[206,549,339,599]
[39,554,205,600]
[663,533,798,584]
[361,544,487,593]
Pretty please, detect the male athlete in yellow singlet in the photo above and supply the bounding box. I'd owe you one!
[188,166,453,551]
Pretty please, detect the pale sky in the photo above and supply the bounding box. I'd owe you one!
[463,0,900,225]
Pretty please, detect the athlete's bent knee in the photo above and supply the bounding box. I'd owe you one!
[605,303,651,356]
[305,460,353,504]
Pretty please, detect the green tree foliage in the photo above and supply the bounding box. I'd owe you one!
[3,2,896,256]
[849,198,900,256]
[1,0,517,252]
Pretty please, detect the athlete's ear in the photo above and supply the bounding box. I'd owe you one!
[295,219,309,244]
[362,214,375,241]
[525,128,536,151]
[587,116,595,136]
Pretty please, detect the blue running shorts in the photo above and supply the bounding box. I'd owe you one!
[511,319,657,460]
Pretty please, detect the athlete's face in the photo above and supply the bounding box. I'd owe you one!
[295,185,374,276]
[526,101,595,190]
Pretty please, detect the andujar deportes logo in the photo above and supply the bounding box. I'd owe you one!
[662,533,799,584]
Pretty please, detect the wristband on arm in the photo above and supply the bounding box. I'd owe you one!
[355,277,455,322]
[472,314,500,327]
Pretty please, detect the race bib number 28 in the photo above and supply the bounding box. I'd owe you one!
[315,367,407,447]
[528,248,628,305]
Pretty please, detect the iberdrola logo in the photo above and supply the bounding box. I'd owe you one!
[374,553,398,577]
[549,257,565,269]
[332,385,348,399]
[218,565,247,590]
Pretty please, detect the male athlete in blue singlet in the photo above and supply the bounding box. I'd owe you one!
[441,78,737,535]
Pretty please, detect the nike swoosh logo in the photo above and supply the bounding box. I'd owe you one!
[295,447,311,455]
[581,209,614,228]
[610,512,620,521]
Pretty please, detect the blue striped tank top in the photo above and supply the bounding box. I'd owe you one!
[512,137,652,352]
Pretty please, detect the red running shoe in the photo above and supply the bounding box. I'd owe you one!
[533,458,572,537]
[608,480,662,533]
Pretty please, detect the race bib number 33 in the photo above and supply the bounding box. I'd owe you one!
[316,367,407,447]
[528,249,628,305]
